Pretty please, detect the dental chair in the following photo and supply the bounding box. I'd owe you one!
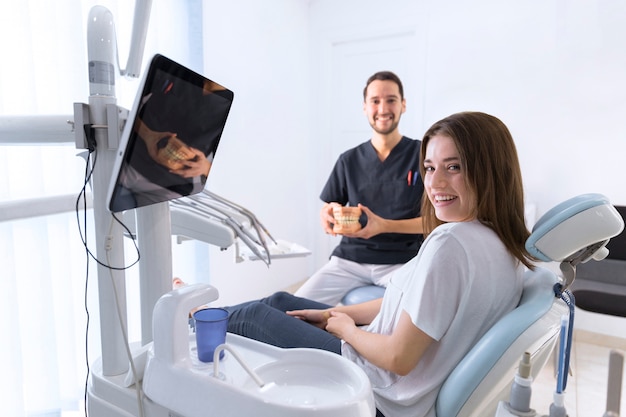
[344,194,624,416]
[435,267,564,416]
[436,193,624,416]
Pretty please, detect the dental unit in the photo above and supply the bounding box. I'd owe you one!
[81,3,373,416]
[72,2,626,417]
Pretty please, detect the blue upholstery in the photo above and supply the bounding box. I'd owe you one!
[341,285,385,305]
[435,267,564,417]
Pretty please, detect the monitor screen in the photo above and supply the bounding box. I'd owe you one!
[108,54,234,212]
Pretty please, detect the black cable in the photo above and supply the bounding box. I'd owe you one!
[81,150,91,417]
[74,143,141,416]
[75,146,141,271]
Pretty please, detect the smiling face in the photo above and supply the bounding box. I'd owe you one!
[423,134,476,223]
[363,79,406,135]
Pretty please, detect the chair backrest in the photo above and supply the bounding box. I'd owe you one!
[435,266,568,417]
[435,194,623,416]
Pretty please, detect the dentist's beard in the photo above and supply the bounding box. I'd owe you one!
[370,118,400,135]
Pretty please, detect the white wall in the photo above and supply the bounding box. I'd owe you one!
[422,0,626,214]
[199,0,626,332]
[189,1,315,305]
[308,0,626,211]
[310,0,626,337]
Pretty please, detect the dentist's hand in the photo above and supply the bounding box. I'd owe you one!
[169,147,211,178]
[135,119,176,161]
[320,202,342,236]
[343,204,382,239]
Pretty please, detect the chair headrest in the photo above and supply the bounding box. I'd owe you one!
[525,193,624,289]
[526,194,624,263]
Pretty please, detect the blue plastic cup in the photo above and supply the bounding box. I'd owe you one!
[193,308,229,362]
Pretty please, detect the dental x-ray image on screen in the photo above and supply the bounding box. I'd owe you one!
[108,54,234,212]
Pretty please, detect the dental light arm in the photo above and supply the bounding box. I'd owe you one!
[87,0,152,84]
[525,193,625,290]
[123,0,153,78]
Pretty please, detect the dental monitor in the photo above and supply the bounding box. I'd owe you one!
[108,54,234,212]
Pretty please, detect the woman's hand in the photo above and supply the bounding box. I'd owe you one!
[288,309,360,340]
[286,309,332,330]
[325,311,358,340]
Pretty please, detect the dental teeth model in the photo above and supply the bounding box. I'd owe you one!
[155,134,198,170]
[333,206,362,234]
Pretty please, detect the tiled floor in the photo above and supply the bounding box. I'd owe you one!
[531,330,626,417]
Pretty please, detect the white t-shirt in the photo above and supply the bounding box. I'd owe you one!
[341,220,525,417]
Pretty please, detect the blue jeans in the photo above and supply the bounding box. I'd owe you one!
[224,291,386,417]
[224,291,341,353]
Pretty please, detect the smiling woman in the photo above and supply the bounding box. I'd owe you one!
[419,112,532,270]
[219,111,534,417]
[422,135,475,223]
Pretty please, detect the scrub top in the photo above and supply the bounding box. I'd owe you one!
[320,136,424,264]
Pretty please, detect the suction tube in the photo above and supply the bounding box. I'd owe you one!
[123,0,153,78]
[545,315,570,417]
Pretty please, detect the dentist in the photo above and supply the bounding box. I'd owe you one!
[295,71,424,305]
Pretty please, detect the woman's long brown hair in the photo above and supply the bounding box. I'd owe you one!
[419,112,534,269]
